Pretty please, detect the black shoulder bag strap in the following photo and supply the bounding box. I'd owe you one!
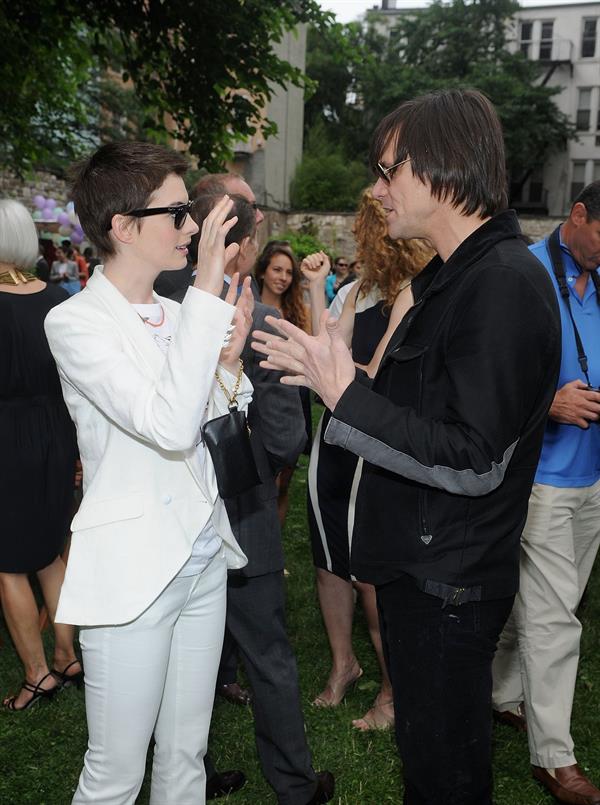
[547,226,592,387]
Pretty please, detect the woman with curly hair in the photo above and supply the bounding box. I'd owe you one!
[255,241,311,525]
[302,188,433,730]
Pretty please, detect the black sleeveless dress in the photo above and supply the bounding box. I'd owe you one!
[0,285,77,572]
[308,294,388,579]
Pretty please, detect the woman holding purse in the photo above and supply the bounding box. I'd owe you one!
[44,141,254,805]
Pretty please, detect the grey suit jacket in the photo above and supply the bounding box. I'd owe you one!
[170,282,306,576]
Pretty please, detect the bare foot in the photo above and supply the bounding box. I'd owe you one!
[352,692,395,731]
[313,662,363,708]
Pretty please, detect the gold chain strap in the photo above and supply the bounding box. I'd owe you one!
[214,359,244,407]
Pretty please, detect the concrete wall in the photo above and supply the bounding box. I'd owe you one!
[231,26,307,211]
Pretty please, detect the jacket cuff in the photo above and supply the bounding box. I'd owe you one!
[325,379,373,448]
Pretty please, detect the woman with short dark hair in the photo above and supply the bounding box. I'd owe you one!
[44,141,255,805]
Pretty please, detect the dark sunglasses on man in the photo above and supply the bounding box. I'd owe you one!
[375,157,411,184]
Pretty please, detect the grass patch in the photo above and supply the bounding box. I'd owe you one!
[2,413,600,803]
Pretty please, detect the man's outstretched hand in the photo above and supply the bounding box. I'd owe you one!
[252,310,355,411]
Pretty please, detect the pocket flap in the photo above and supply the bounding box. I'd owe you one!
[71,494,144,531]
[388,344,428,363]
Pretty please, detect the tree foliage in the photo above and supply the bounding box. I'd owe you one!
[0,0,329,175]
[290,122,369,211]
[303,0,576,197]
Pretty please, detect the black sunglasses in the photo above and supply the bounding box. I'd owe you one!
[116,200,194,230]
[375,157,411,184]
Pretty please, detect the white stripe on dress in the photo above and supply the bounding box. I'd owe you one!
[347,456,363,582]
[307,412,333,572]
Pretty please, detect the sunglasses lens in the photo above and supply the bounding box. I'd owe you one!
[174,205,188,229]
[376,163,389,183]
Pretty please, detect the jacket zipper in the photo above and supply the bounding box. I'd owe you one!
[419,490,432,544]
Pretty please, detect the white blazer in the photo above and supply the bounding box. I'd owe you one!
[45,268,250,627]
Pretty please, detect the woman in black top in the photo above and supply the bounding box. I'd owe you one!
[303,189,432,730]
[0,199,80,710]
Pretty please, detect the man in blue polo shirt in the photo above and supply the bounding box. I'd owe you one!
[493,182,600,805]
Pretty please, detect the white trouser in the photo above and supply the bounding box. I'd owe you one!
[73,550,227,805]
[492,480,600,769]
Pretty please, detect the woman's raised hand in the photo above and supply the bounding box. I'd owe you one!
[300,251,330,284]
[194,196,240,296]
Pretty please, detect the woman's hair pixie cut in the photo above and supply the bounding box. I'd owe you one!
[369,88,508,219]
[70,141,189,258]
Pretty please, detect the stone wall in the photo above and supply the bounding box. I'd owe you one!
[0,170,69,210]
[264,209,563,258]
[1,170,564,255]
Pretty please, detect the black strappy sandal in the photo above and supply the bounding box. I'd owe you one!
[3,672,58,711]
[51,659,84,690]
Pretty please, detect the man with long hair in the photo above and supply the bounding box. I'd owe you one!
[253,88,561,804]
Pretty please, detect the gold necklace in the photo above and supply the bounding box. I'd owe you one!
[0,267,37,285]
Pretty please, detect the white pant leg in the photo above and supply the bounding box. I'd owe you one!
[150,551,227,805]
[516,481,600,769]
[572,480,600,598]
[73,556,225,805]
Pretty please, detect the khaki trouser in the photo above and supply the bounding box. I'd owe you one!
[492,479,600,769]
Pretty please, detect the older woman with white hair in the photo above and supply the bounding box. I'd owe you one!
[0,199,80,710]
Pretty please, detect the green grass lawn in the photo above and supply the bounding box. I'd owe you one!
[2,421,600,803]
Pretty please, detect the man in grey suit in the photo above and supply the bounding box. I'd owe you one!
[171,178,334,805]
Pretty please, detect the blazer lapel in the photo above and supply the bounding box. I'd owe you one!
[86,268,167,377]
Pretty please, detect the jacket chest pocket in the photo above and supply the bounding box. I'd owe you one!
[379,344,428,414]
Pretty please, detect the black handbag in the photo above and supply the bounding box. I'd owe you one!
[202,363,260,499]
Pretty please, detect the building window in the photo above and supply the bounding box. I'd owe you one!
[520,21,533,58]
[539,21,554,60]
[529,166,544,203]
[594,162,600,183]
[582,18,597,58]
[577,88,592,130]
[571,162,586,201]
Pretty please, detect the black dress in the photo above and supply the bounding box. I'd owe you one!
[308,292,388,579]
[0,285,77,572]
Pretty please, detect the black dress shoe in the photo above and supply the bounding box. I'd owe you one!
[206,769,246,799]
[216,682,252,706]
[305,770,335,804]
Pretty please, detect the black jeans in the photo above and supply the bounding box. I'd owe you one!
[377,574,514,805]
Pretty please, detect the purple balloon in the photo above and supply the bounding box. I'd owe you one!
[33,194,46,210]
[71,231,84,245]
[43,206,56,220]
[73,224,84,237]
[57,212,71,226]
[46,198,56,209]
